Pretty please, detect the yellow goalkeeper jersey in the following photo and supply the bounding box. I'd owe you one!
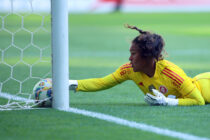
[77,60,206,106]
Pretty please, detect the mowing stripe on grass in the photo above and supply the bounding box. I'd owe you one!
[64,107,210,140]
[1,92,210,140]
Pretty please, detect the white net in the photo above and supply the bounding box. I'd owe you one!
[0,0,51,110]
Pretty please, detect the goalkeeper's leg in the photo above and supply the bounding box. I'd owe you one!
[194,72,210,103]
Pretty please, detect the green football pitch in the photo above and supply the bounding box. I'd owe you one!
[0,13,210,140]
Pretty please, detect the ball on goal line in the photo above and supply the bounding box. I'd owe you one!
[32,78,53,107]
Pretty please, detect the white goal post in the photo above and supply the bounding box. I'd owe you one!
[0,0,69,110]
[51,0,69,110]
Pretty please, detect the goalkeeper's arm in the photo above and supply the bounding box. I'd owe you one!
[69,74,120,92]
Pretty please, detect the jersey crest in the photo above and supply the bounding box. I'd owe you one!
[159,85,168,94]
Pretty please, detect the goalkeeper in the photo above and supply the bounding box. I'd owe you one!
[69,25,210,106]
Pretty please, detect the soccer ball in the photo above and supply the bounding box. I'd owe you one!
[32,78,53,107]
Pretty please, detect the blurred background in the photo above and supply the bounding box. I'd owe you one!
[0,0,210,95]
[1,0,210,13]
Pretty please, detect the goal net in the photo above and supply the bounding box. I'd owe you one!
[0,0,52,110]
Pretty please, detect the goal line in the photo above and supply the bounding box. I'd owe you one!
[0,92,48,110]
[64,107,210,140]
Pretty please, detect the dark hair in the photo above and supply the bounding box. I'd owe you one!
[125,24,166,61]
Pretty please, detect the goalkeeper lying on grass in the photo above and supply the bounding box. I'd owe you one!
[69,25,210,106]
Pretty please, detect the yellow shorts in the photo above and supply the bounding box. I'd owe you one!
[194,72,210,103]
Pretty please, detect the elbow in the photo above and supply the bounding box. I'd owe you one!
[197,98,205,106]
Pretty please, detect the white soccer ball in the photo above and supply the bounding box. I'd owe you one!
[32,78,53,107]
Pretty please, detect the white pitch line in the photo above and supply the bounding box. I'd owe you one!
[0,92,35,103]
[63,107,210,140]
[0,108,48,111]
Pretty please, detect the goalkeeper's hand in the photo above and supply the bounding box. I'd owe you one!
[144,89,178,106]
[69,80,78,92]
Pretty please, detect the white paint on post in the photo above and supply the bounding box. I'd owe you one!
[51,0,69,110]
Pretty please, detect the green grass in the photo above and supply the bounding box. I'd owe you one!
[0,12,210,140]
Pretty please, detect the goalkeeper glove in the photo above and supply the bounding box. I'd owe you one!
[69,80,78,92]
[144,89,178,106]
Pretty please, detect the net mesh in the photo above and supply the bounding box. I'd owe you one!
[0,0,51,110]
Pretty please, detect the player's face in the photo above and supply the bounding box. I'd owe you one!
[129,44,146,72]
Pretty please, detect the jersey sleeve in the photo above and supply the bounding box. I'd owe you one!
[178,77,205,105]
[77,63,131,92]
[112,63,132,83]
[162,66,205,106]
